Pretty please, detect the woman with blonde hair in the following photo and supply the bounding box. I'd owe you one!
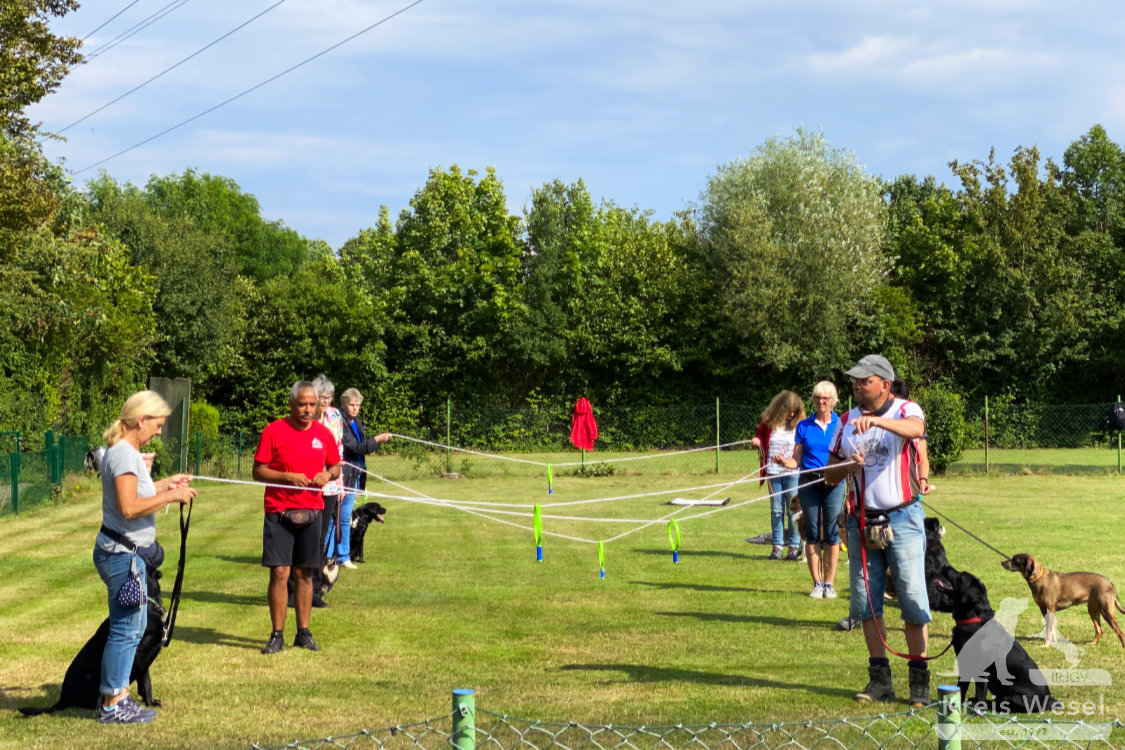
[750,390,805,560]
[778,381,845,599]
[94,391,195,724]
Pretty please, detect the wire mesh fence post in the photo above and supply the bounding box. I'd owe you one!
[446,398,452,474]
[10,451,19,515]
[984,395,990,474]
[715,397,721,474]
[937,684,962,749]
[451,688,475,750]
[1118,394,1122,476]
[45,429,56,484]
[238,429,244,479]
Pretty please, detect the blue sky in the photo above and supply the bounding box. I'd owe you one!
[30,0,1125,249]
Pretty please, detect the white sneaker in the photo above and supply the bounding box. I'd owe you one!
[341,560,358,570]
[809,582,824,598]
[822,583,838,599]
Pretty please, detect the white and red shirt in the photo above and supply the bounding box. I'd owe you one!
[831,397,924,511]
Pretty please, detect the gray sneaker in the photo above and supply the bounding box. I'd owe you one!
[809,582,824,598]
[98,695,156,724]
[837,616,862,631]
[822,583,838,599]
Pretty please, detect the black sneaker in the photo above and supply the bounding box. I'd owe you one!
[97,695,157,724]
[293,629,320,651]
[311,596,330,609]
[261,631,285,654]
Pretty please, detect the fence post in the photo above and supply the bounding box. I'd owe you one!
[715,397,721,474]
[10,451,20,515]
[1118,395,1122,476]
[937,684,961,749]
[451,689,476,750]
[446,397,452,474]
[57,435,67,482]
[238,429,244,479]
[45,429,56,484]
[983,395,989,474]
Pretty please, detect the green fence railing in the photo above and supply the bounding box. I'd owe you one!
[0,434,89,516]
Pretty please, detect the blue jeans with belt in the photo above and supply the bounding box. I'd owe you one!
[93,546,148,696]
[767,474,801,548]
[846,501,932,624]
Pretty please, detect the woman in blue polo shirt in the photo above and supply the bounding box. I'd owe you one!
[780,381,845,599]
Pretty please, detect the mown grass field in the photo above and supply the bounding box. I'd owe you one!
[2,453,1124,749]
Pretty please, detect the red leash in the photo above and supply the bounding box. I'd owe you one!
[856,505,953,662]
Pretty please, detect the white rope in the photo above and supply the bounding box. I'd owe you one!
[389,433,754,468]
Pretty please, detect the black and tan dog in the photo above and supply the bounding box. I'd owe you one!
[350,502,388,564]
[20,547,168,715]
[936,566,1062,713]
[1002,553,1125,647]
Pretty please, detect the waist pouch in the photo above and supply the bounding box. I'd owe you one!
[281,508,320,528]
[100,524,164,570]
[863,513,894,550]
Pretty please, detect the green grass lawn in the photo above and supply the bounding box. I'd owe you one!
[952,446,1125,474]
[2,462,1124,749]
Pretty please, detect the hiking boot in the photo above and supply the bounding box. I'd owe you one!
[809,582,824,598]
[98,695,157,724]
[261,631,285,654]
[908,665,931,708]
[768,546,783,560]
[293,629,320,651]
[311,595,330,609]
[786,546,801,561]
[856,663,895,703]
[822,583,838,599]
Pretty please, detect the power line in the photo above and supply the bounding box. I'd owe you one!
[59,0,291,135]
[74,0,427,175]
[84,0,194,61]
[83,0,144,41]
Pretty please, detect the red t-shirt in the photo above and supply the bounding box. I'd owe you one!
[254,418,342,513]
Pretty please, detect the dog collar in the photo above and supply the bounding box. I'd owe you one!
[1028,568,1047,584]
[955,617,983,626]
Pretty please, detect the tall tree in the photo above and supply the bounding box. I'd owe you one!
[0,0,82,140]
[694,129,888,380]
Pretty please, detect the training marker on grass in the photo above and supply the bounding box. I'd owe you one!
[534,504,543,561]
[598,541,605,579]
[546,463,553,494]
[668,519,681,563]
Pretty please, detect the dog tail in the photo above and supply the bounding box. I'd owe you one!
[1115,593,1125,616]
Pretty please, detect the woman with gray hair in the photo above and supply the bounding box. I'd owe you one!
[778,381,845,599]
[335,387,391,567]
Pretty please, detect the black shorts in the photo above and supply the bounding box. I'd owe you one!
[262,512,322,568]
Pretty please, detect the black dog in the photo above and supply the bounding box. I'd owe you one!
[20,548,168,715]
[938,566,1062,713]
[350,502,387,564]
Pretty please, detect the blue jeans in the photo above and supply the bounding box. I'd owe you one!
[325,479,359,563]
[93,546,147,696]
[797,477,845,545]
[767,474,800,548]
[846,501,932,625]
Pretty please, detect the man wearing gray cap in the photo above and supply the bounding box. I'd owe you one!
[826,355,930,707]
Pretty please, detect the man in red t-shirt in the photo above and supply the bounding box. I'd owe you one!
[253,381,342,654]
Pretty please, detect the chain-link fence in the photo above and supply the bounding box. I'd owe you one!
[251,692,1124,750]
[0,433,88,516]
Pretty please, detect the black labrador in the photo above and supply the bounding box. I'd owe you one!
[350,502,387,564]
[938,566,1062,713]
[20,546,168,715]
[885,516,959,612]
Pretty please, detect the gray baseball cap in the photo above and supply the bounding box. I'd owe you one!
[845,354,895,381]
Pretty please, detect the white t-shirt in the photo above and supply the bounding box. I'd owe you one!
[831,397,924,511]
[764,426,796,477]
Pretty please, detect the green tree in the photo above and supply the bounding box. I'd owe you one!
[694,130,887,381]
[0,0,82,140]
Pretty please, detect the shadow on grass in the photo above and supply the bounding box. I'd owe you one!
[179,590,262,607]
[631,547,756,560]
[560,663,855,699]
[631,580,793,595]
[213,554,262,565]
[172,625,264,650]
[655,610,849,629]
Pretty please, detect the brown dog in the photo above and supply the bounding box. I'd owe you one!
[1002,553,1125,647]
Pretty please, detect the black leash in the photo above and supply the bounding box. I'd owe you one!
[921,500,1011,561]
[162,498,192,647]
